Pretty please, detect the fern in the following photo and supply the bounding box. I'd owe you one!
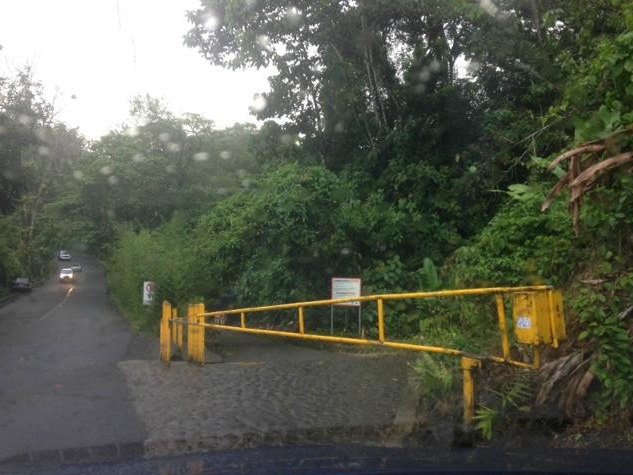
[474,406,499,441]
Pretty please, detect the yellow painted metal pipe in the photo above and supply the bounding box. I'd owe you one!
[240,312,246,329]
[197,286,552,318]
[495,294,511,360]
[462,357,481,426]
[194,322,535,370]
[298,307,305,334]
[377,298,385,343]
[160,301,172,364]
[197,303,206,365]
[187,304,197,363]
[547,290,559,348]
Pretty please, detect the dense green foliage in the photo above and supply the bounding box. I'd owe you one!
[0,69,83,290]
[2,0,633,429]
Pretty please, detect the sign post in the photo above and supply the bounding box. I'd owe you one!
[331,277,362,335]
[143,281,157,305]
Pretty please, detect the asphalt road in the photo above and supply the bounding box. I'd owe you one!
[0,253,414,465]
[0,254,147,460]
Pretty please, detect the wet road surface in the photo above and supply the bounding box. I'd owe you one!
[0,254,414,463]
[0,254,145,460]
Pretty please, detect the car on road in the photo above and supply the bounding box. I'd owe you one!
[11,277,32,292]
[58,250,71,261]
[71,263,82,273]
[59,268,75,283]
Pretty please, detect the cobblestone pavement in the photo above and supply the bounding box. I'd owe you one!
[119,332,416,455]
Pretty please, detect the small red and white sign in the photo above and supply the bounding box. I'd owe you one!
[331,277,361,306]
[143,281,157,305]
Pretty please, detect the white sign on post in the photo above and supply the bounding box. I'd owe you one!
[331,277,361,306]
[143,281,157,305]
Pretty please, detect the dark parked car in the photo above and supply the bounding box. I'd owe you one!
[12,277,32,291]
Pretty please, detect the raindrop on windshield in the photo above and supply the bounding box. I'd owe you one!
[73,170,84,180]
[418,68,431,82]
[35,128,49,141]
[220,150,231,160]
[158,132,170,142]
[18,114,32,125]
[132,153,145,163]
[479,0,499,16]
[166,164,176,173]
[467,61,481,75]
[204,14,219,31]
[241,178,253,188]
[2,170,16,180]
[100,166,112,175]
[285,6,301,26]
[280,134,293,145]
[124,126,140,137]
[37,146,50,156]
[341,248,351,256]
[250,94,267,112]
[108,175,119,185]
[193,152,210,162]
[0,125,5,135]
[167,142,181,152]
[429,59,441,72]
[334,122,345,133]
[256,34,270,49]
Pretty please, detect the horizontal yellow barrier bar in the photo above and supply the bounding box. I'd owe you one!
[196,322,535,370]
[198,286,551,318]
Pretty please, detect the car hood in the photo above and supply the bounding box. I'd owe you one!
[2,445,633,475]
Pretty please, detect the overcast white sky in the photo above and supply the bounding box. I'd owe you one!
[0,0,272,138]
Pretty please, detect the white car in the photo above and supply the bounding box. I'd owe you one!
[59,268,75,283]
[58,250,71,261]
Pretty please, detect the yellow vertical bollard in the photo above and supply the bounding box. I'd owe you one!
[172,307,183,353]
[178,310,184,353]
[462,357,481,426]
[160,301,172,364]
[197,303,206,366]
[187,304,197,363]
[171,307,177,347]
[495,294,511,360]
[547,290,559,349]
[298,307,305,334]
[377,298,385,343]
[240,312,246,328]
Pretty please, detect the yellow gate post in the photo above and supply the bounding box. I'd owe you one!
[160,301,172,364]
[197,303,206,366]
[298,306,305,334]
[462,357,481,426]
[495,294,511,360]
[171,307,184,354]
[187,304,198,363]
[170,307,177,347]
[377,298,385,342]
